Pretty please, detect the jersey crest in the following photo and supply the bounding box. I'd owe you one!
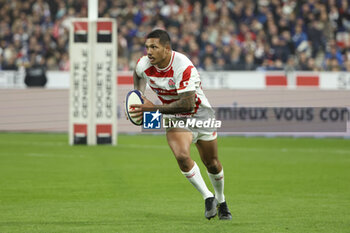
[168,79,175,88]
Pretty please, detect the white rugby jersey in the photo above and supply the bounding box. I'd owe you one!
[135,51,213,117]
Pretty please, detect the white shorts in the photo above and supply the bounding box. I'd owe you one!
[191,130,217,143]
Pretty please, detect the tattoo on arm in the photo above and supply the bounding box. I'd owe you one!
[133,71,146,94]
[155,91,196,114]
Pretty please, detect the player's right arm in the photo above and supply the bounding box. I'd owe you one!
[133,71,146,95]
[130,91,195,119]
[154,91,195,114]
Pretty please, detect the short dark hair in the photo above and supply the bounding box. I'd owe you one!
[146,29,171,47]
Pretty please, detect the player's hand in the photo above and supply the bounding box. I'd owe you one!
[130,96,155,121]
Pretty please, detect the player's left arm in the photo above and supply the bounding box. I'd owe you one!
[133,71,146,94]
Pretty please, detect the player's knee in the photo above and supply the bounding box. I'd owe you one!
[204,158,221,174]
[174,151,193,171]
[175,150,190,163]
[174,150,191,166]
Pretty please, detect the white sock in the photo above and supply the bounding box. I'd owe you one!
[181,162,214,200]
[208,169,225,203]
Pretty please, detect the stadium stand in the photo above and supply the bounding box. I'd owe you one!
[0,0,349,72]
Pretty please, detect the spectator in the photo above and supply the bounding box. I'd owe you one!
[296,52,310,70]
[284,55,297,73]
[307,20,325,57]
[243,53,257,71]
[24,57,47,87]
[215,57,227,71]
[305,58,318,71]
[202,56,215,71]
[324,45,344,66]
[2,55,17,70]
[292,25,308,51]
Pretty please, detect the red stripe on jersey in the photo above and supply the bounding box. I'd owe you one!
[150,86,178,96]
[179,66,193,90]
[193,94,201,114]
[145,66,174,78]
[158,96,178,104]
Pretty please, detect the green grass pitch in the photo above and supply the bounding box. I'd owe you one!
[0,133,349,233]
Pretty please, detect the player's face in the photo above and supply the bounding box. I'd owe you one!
[145,38,171,68]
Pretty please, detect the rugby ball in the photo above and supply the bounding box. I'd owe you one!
[125,90,144,125]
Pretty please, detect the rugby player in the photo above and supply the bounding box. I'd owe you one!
[130,29,232,220]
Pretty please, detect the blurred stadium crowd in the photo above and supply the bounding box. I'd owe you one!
[0,0,350,72]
